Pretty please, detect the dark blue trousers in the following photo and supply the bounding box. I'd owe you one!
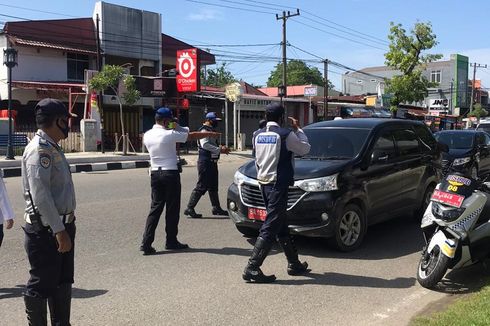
[193,160,219,194]
[258,184,290,243]
[24,222,76,298]
[0,223,3,248]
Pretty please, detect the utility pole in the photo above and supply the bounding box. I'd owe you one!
[276,9,300,109]
[470,62,487,114]
[96,14,105,153]
[449,79,453,115]
[323,59,328,121]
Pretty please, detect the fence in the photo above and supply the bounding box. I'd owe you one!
[17,126,82,153]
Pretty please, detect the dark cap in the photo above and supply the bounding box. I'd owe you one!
[265,103,284,116]
[35,98,77,118]
[205,112,222,121]
[155,107,173,119]
[258,119,267,128]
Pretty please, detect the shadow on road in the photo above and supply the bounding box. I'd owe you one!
[274,272,416,288]
[0,285,108,300]
[430,262,490,294]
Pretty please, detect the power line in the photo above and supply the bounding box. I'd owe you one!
[183,0,275,15]
[0,3,78,18]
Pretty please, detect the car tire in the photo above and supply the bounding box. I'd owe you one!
[414,184,435,222]
[329,203,367,252]
[235,225,259,238]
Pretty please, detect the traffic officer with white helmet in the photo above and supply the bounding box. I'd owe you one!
[243,103,311,283]
[22,98,77,325]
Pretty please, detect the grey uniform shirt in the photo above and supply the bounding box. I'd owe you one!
[198,127,220,159]
[22,130,76,234]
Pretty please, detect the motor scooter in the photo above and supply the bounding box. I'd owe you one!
[417,172,490,288]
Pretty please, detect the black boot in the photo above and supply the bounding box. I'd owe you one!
[278,236,309,276]
[209,191,228,216]
[184,191,203,218]
[243,237,276,283]
[48,283,72,326]
[24,294,48,326]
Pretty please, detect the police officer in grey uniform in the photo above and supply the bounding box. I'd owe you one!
[22,98,77,325]
[184,112,229,218]
[243,103,311,283]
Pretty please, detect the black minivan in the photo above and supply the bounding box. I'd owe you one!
[227,119,441,251]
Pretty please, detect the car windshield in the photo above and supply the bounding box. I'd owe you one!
[435,132,474,150]
[302,128,371,159]
[477,124,490,134]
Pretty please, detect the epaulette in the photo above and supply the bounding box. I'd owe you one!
[39,138,49,147]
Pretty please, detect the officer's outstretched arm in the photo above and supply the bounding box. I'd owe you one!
[188,131,220,140]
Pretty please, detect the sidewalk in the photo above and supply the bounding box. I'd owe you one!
[0,150,253,178]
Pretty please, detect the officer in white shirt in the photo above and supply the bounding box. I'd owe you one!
[0,174,15,248]
[140,107,218,255]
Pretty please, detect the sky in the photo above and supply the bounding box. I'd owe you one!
[1,0,489,91]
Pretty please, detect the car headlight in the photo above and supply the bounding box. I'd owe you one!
[453,157,471,166]
[295,174,338,192]
[234,170,246,185]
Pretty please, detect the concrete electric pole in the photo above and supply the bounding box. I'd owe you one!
[469,62,487,114]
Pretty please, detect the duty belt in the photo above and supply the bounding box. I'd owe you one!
[25,212,75,225]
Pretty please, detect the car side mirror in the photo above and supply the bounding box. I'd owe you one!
[437,142,449,153]
[371,150,389,164]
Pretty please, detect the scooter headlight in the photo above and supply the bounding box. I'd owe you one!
[431,202,465,222]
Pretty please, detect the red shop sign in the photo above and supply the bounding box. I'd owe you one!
[176,48,200,93]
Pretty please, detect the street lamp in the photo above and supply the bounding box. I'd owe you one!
[3,47,18,160]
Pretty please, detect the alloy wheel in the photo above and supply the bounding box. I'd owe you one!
[339,210,361,246]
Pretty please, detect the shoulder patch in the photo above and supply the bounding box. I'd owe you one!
[39,153,51,169]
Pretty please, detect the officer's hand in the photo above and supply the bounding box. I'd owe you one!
[5,219,14,229]
[220,146,230,154]
[55,230,72,253]
[288,116,300,131]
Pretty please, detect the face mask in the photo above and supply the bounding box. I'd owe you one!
[56,118,70,138]
[211,120,218,128]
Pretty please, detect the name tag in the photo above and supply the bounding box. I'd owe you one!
[257,135,278,144]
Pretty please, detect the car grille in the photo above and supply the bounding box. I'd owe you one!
[240,183,305,210]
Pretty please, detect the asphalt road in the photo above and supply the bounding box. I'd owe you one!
[1,160,489,325]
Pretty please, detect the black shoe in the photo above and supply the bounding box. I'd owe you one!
[212,207,229,216]
[165,241,189,250]
[184,208,202,218]
[242,266,276,283]
[140,246,156,255]
[287,261,309,276]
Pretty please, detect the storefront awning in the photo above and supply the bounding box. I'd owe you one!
[12,81,85,93]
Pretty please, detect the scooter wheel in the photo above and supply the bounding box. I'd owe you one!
[417,244,450,289]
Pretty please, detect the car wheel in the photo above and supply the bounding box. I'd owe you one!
[235,225,258,238]
[329,203,366,252]
[414,184,435,222]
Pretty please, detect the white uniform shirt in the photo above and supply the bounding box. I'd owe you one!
[144,124,189,170]
[0,176,14,225]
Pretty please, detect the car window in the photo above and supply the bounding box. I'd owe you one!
[393,129,420,156]
[372,131,396,162]
[435,132,474,149]
[303,128,370,159]
[413,125,437,152]
[477,123,490,135]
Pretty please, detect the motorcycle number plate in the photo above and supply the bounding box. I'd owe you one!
[248,208,267,221]
[431,189,464,208]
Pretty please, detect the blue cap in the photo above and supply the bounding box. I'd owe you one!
[155,107,173,119]
[205,112,222,121]
[265,103,284,116]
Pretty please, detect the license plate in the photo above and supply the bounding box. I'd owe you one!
[431,189,464,208]
[248,207,267,221]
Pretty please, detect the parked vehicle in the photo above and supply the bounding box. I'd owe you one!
[417,171,490,288]
[227,119,442,251]
[434,130,490,179]
[476,119,490,134]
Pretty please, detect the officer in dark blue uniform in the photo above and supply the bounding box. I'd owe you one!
[243,103,311,283]
[22,98,77,325]
[184,112,230,218]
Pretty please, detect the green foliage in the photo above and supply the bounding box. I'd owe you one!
[202,63,236,87]
[267,59,333,89]
[470,103,488,120]
[384,21,442,111]
[89,65,140,105]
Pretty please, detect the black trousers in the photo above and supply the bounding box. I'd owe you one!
[24,222,76,298]
[0,223,3,248]
[142,170,181,247]
[193,160,219,195]
[258,184,290,243]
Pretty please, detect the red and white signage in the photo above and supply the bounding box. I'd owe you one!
[431,189,465,208]
[176,48,199,92]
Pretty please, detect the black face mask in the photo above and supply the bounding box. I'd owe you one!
[56,118,70,138]
[211,120,218,128]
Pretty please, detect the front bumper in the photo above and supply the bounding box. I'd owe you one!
[227,182,337,238]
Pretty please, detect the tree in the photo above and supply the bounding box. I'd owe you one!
[385,22,442,114]
[89,65,140,155]
[267,59,333,89]
[202,63,236,87]
[470,103,488,121]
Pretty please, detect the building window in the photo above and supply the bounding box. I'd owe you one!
[67,53,89,81]
[431,70,441,84]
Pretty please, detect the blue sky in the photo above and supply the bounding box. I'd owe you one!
[1,0,489,90]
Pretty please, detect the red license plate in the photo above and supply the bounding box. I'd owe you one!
[248,208,267,221]
[431,189,464,208]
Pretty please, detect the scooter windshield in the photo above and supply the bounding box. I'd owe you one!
[439,174,476,198]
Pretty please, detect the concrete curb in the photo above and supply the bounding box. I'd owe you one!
[1,160,151,178]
